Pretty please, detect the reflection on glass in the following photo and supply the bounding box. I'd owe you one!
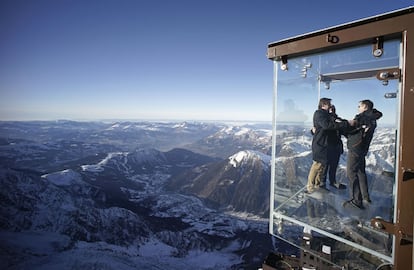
[271,40,399,269]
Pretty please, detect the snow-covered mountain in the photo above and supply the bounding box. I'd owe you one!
[0,121,395,269]
[0,164,273,269]
[0,121,275,269]
[168,150,271,216]
[185,124,272,158]
[0,121,222,172]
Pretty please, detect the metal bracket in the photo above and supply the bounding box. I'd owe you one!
[371,217,413,245]
[280,55,288,71]
[376,68,401,86]
[372,36,384,57]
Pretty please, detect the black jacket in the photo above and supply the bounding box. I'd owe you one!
[346,108,383,155]
[312,109,349,164]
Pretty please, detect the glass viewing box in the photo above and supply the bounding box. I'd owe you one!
[266,7,414,270]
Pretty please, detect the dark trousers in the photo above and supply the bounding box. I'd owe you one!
[321,148,341,186]
[346,150,369,204]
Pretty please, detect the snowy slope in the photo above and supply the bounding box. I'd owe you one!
[0,121,395,270]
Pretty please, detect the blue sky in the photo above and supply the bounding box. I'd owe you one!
[0,0,412,121]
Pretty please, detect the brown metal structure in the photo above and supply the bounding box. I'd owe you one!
[267,7,414,269]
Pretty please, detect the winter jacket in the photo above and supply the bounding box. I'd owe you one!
[346,108,383,155]
[312,109,349,164]
[326,129,344,155]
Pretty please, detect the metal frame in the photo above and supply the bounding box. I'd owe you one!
[267,7,414,269]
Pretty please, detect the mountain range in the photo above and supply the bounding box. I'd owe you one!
[0,121,276,270]
[0,120,394,269]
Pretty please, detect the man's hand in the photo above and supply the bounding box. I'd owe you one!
[348,119,357,126]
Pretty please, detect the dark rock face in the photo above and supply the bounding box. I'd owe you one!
[168,150,271,216]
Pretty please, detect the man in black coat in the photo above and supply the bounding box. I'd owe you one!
[344,99,383,209]
[306,98,350,193]
[320,105,346,189]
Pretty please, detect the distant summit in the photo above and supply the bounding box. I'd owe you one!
[228,150,271,168]
[168,150,271,216]
[186,125,272,158]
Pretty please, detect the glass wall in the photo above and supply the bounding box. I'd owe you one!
[270,39,400,269]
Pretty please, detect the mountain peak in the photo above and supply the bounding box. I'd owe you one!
[228,150,270,168]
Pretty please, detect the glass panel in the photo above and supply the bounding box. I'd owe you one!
[271,40,399,269]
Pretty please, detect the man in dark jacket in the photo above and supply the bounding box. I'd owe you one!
[320,105,346,189]
[344,99,383,209]
[306,98,350,193]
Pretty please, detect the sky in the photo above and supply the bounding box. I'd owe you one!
[0,0,413,122]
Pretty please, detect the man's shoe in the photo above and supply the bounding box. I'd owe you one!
[330,183,346,189]
[343,200,364,209]
[318,185,329,191]
[363,198,372,203]
[350,200,364,209]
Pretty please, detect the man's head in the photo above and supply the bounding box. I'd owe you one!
[329,105,336,114]
[318,98,332,110]
[358,99,374,113]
